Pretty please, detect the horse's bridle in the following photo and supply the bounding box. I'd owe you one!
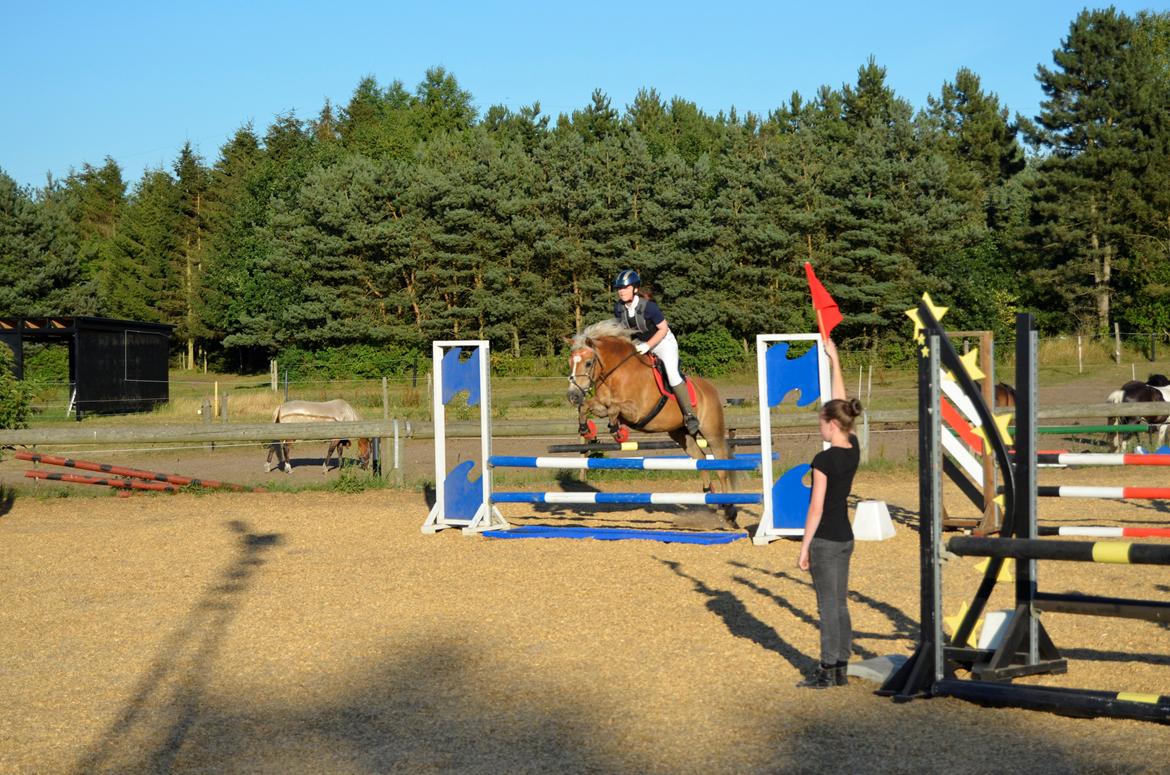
[568,345,641,398]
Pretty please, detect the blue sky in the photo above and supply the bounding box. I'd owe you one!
[3,1,1167,190]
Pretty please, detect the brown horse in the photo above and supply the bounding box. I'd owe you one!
[994,382,1016,408]
[566,320,738,528]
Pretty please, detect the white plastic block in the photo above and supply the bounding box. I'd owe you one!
[976,608,1016,650]
[852,500,895,541]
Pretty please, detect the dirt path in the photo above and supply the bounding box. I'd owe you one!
[1,465,1169,774]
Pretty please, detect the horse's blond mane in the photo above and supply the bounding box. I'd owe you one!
[572,320,632,350]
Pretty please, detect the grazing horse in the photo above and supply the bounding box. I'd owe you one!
[565,320,738,528]
[265,399,372,474]
[1106,375,1170,453]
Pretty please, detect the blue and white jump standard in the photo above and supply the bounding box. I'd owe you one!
[422,336,830,542]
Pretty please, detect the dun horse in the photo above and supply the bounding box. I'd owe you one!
[266,399,372,474]
[566,320,738,528]
[1106,374,1170,453]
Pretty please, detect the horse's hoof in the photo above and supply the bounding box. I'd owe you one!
[282,464,292,474]
[264,464,272,473]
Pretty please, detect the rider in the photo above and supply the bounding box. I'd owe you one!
[612,269,701,436]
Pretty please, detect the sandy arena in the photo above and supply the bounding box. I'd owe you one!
[2,458,1169,774]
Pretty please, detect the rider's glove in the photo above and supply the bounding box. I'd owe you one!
[635,341,650,355]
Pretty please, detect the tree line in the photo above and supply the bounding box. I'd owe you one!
[1,7,1168,374]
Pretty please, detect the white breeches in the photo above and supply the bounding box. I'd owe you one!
[650,332,683,386]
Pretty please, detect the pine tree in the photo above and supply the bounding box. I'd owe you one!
[1022,8,1168,334]
[0,171,83,315]
[171,143,210,366]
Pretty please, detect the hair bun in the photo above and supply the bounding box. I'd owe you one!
[847,398,863,417]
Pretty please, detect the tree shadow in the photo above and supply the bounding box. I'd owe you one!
[71,520,283,775]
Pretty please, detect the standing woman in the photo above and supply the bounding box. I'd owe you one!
[612,269,701,435]
[797,336,863,689]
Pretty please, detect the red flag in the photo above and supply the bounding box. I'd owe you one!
[804,262,843,339]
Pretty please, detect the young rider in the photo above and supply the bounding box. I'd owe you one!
[611,269,701,436]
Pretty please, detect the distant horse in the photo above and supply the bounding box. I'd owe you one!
[565,320,738,529]
[265,399,372,474]
[1106,375,1170,453]
[994,382,1016,408]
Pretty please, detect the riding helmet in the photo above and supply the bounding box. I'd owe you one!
[613,269,641,289]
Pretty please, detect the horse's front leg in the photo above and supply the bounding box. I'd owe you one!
[323,440,337,474]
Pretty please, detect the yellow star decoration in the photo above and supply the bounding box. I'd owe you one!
[906,292,949,343]
[920,292,949,325]
[905,307,927,344]
[975,557,1015,582]
[993,494,1006,509]
[943,601,982,647]
[958,348,985,382]
[971,411,1015,449]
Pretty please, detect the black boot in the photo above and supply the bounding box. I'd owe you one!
[834,662,849,686]
[671,383,701,435]
[797,665,836,689]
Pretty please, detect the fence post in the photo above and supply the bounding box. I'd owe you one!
[220,393,229,423]
[1077,335,1083,374]
[1114,322,1121,364]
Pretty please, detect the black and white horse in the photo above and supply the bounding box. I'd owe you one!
[1106,374,1170,453]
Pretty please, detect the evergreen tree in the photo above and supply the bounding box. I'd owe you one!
[64,157,126,314]
[170,143,211,366]
[1022,8,1168,334]
[413,66,477,137]
[105,168,179,322]
[0,171,83,315]
[338,76,418,160]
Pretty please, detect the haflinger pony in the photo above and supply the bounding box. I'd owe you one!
[265,399,372,474]
[1106,374,1170,453]
[566,320,738,529]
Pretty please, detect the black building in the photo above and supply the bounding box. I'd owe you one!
[0,317,174,419]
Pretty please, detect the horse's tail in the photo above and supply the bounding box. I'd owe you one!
[271,405,283,423]
[1106,389,1125,406]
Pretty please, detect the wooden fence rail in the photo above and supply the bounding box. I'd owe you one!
[0,402,1166,448]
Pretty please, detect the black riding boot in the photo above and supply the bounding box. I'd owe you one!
[797,665,836,689]
[671,383,701,435]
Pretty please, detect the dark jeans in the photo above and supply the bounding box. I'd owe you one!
[809,537,854,665]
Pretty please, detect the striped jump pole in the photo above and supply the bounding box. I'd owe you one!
[488,455,759,471]
[546,437,761,453]
[25,470,179,492]
[493,492,763,505]
[1036,485,1170,500]
[1034,452,1170,467]
[948,536,1170,566]
[15,451,263,492]
[1037,525,1170,539]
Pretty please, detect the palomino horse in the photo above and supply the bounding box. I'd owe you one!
[266,399,372,474]
[566,320,738,528]
[1106,375,1170,453]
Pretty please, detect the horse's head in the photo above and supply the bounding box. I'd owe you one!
[567,339,598,407]
[567,322,637,407]
[1148,374,1170,388]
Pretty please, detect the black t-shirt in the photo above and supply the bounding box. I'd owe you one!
[810,434,860,542]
